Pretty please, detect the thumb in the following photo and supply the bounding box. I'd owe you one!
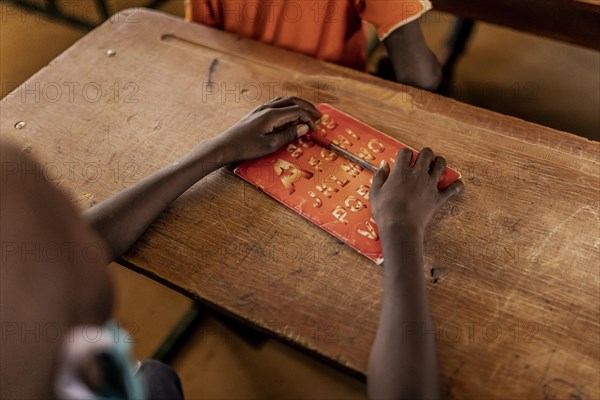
[437,180,464,205]
[294,123,310,138]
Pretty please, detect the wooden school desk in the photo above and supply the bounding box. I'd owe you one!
[1,9,598,399]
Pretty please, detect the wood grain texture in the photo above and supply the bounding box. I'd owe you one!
[432,0,600,50]
[1,9,598,399]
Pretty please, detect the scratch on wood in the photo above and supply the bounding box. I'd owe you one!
[206,58,219,89]
[72,193,94,206]
[535,206,600,262]
[352,297,380,323]
[127,112,138,124]
[215,202,232,236]
[430,265,440,285]
[107,151,117,165]
[235,223,278,265]
[239,292,254,301]
[487,189,510,239]
[540,348,557,383]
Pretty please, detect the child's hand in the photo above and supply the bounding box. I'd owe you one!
[370,147,463,238]
[214,97,321,164]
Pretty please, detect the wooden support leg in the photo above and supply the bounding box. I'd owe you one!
[152,300,268,364]
[152,301,205,363]
[94,0,110,21]
[438,18,476,95]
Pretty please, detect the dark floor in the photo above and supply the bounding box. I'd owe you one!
[1,1,599,398]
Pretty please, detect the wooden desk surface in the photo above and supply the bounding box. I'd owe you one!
[1,9,598,399]
[432,0,600,50]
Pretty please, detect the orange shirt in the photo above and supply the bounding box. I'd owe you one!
[185,0,432,70]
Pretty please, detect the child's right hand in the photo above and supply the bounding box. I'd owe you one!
[369,147,463,239]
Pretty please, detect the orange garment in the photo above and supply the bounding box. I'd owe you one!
[185,0,432,70]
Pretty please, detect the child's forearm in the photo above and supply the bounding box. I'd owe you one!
[367,227,440,400]
[82,97,320,263]
[83,137,229,262]
[384,20,442,91]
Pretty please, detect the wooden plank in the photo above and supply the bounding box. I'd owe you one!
[1,9,598,399]
[432,0,600,50]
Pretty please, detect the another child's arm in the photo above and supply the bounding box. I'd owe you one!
[84,97,320,261]
[367,147,463,399]
[384,20,442,91]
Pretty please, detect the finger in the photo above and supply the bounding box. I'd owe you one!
[268,123,308,150]
[430,156,447,181]
[261,97,321,118]
[415,147,434,172]
[252,97,283,113]
[266,106,317,132]
[282,97,321,118]
[371,160,390,195]
[388,147,412,180]
[295,114,317,132]
[437,180,464,205]
[396,147,413,168]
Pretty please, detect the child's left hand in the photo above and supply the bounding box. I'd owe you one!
[213,97,321,164]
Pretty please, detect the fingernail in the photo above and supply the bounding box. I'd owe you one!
[379,160,386,169]
[296,124,309,137]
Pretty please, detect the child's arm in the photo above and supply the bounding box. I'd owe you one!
[84,97,320,261]
[384,20,442,91]
[1,141,115,399]
[368,147,463,399]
